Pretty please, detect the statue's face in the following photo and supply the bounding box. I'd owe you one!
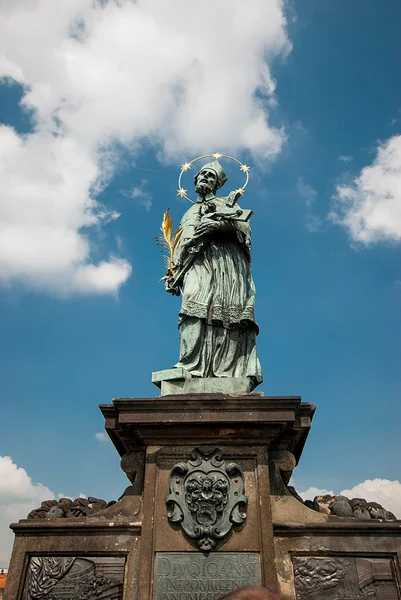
[195,169,218,196]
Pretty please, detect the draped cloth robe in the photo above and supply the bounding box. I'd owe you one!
[172,195,262,384]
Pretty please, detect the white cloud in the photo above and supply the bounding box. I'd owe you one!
[297,178,317,207]
[126,181,153,212]
[0,457,89,567]
[339,155,353,162]
[0,0,291,295]
[94,432,109,443]
[305,214,323,233]
[0,457,55,567]
[331,135,401,245]
[297,177,322,232]
[299,478,401,518]
[0,124,131,295]
[341,479,401,519]
[299,486,334,500]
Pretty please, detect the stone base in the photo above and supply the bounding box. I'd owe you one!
[152,368,258,395]
[6,394,401,600]
[100,394,311,597]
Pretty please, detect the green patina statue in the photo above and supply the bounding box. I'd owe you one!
[163,159,262,388]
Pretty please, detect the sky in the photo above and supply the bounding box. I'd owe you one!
[1,0,401,566]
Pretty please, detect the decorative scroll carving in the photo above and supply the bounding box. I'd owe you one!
[269,450,297,496]
[293,556,400,600]
[120,447,146,495]
[166,446,247,551]
[24,556,125,600]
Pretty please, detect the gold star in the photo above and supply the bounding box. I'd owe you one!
[212,152,223,159]
[235,187,245,196]
[240,164,250,173]
[181,162,191,171]
[177,188,187,198]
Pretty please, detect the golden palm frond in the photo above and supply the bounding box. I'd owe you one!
[161,210,173,243]
[155,208,182,275]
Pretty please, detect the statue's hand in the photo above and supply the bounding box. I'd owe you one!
[193,217,221,239]
[164,274,180,296]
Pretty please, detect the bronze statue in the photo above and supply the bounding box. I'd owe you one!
[158,155,262,388]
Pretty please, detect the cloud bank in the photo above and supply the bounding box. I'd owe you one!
[332,134,401,245]
[0,0,291,294]
[0,456,55,567]
[0,457,90,568]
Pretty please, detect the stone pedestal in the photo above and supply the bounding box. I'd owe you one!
[100,394,314,598]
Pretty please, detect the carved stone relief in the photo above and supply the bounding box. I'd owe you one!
[22,556,125,600]
[293,556,400,600]
[166,446,247,551]
[285,487,397,521]
[269,450,296,496]
[120,446,146,494]
[27,497,116,519]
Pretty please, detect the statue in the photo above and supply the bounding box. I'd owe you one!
[157,154,262,390]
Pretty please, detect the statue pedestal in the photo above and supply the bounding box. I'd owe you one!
[100,394,314,598]
[152,369,258,395]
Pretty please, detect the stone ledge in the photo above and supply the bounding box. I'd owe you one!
[152,368,192,387]
[273,520,401,536]
[104,395,305,414]
[271,495,328,525]
[102,395,304,429]
[10,519,142,535]
[100,396,314,460]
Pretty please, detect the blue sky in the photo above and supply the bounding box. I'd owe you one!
[0,0,401,565]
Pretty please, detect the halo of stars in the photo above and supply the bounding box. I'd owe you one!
[177,153,250,204]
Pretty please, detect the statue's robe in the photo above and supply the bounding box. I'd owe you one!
[172,195,262,384]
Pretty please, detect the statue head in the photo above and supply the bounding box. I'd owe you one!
[194,160,228,197]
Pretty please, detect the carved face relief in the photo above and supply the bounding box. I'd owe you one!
[195,169,218,196]
[293,556,400,600]
[166,447,247,552]
[294,557,348,593]
[186,472,229,526]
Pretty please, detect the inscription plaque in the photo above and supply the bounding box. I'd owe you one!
[154,552,260,600]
